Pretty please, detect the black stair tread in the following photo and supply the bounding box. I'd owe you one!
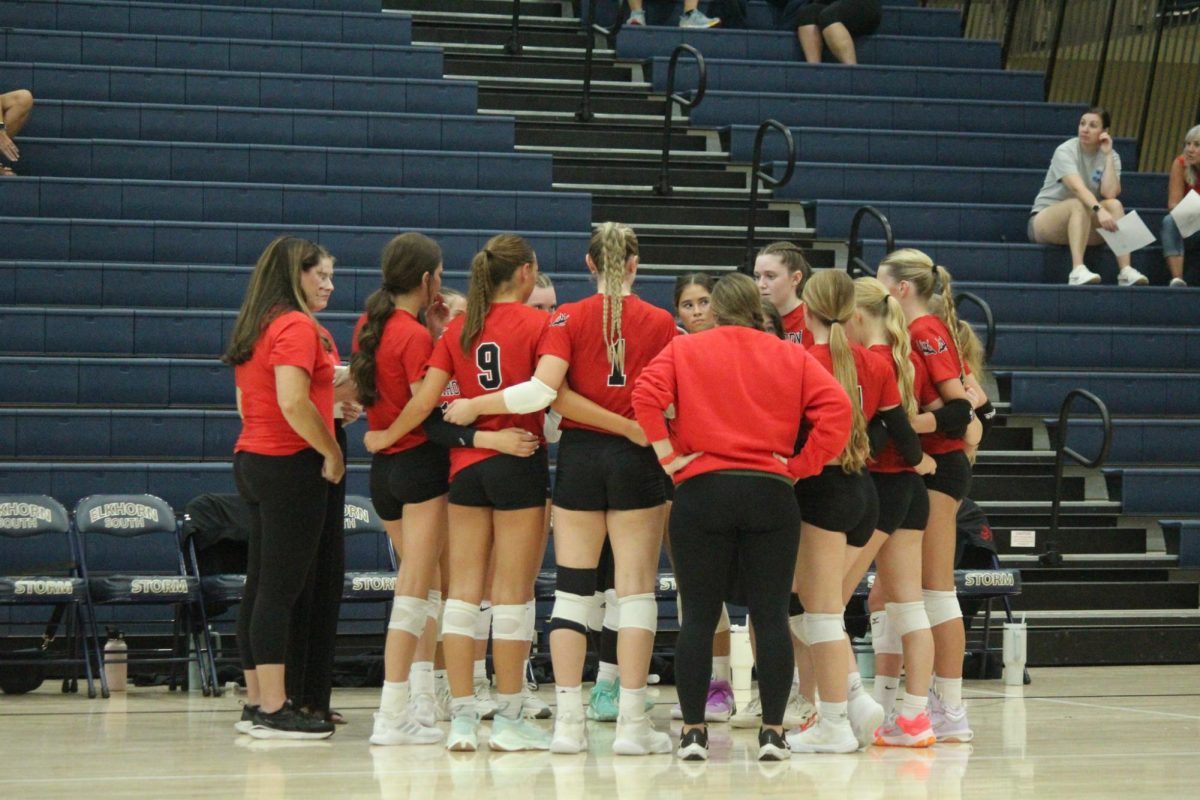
[518,129,708,150]
[444,57,633,82]
[480,91,666,115]
[412,25,586,49]
[556,165,749,189]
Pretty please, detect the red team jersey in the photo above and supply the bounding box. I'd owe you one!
[352,309,432,455]
[868,343,933,473]
[908,314,967,455]
[427,302,549,478]
[235,310,335,456]
[805,342,902,421]
[781,303,815,348]
[539,294,678,433]
[632,325,851,484]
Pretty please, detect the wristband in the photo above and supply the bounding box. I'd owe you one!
[658,451,679,466]
[1091,203,1101,213]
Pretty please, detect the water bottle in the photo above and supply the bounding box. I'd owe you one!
[1002,619,1027,686]
[104,628,128,693]
[729,621,754,708]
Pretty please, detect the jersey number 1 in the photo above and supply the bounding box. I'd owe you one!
[607,338,626,387]
[476,342,502,390]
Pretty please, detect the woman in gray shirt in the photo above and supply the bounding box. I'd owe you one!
[1028,107,1148,287]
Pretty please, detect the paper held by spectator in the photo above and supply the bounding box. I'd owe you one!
[1096,210,1155,257]
[1170,189,1200,239]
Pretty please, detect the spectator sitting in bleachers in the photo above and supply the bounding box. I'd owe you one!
[1163,124,1200,288]
[0,89,34,176]
[1029,106,1149,288]
[779,0,881,65]
[628,0,721,28]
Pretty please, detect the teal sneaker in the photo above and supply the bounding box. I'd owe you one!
[586,679,618,721]
[488,714,552,751]
[447,712,480,752]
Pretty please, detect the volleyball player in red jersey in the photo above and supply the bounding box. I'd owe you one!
[877,248,986,744]
[224,236,344,740]
[633,272,851,763]
[755,241,815,348]
[787,269,891,754]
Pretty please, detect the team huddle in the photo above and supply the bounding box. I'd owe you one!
[228,225,994,761]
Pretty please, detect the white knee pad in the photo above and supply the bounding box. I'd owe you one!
[389,595,429,636]
[715,604,730,634]
[870,610,902,656]
[922,589,962,627]
[588,591,605,632]
[617,593,658,633]
[475,601,493,640]
[802,612,846,646]
[426,589,442,621]
[789,614,807,645]
[603,588,620,632]
[523,599,536,639]
[441,598,482,639]
[550,591,598,635]
[886,601,931,638]
[491,603,528,641]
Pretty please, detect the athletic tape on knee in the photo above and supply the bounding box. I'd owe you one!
[588,591,605,632]
[426,590,443,621]
[789,614,807,645]
[870,610,902,656]
[491,604,528,641]
[922,589,963,627]
[617,593,658,633]
[802,612,846,646]
[715,604,730,634]
[603,588,620,632]
[549,591,598,635]
[474,602,493,640]
[441,598,482,639]
[886,601,931,638]
[389,595,429,636]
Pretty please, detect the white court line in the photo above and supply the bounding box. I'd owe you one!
[968,687,1200,721]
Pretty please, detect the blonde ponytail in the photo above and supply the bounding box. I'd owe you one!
[854,276,916,418]
[589,222,637,380]
[934,265,965,380]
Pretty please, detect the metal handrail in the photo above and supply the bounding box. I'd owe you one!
[505,0,522,55]
[1043,389,1113,567]
[653,44,706,196]
[954,291,996,362]
[846,206,894,277]
[577,0,626,122]
[742,120,795,272]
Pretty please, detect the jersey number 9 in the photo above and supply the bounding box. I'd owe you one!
[476,342,502,390]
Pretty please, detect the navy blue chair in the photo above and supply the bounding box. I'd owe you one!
[74,494,213,697]
[0,495,98,697]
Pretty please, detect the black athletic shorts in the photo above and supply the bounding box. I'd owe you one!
[449,450,550,511]
[369,441,450,521]
[783,0,882,35]
[794,465,878,548]
[923,450,972,501]
[552,428,666,511]
[663,472,675,502]
[871,470,930,534]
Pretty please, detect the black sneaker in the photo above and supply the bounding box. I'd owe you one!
[757,728,790,761]
[249,702,335,740]
[677,727,709,761]
[234,704,259,734]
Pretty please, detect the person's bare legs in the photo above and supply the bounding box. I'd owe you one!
[1095,198,1132,269]
[1032,198,1093,267]
[798,25,824,63]
[490,507,547,696]
[822,23,858,64]
[877,529,933,700]
[923,492,964,682]
[548,509,606,690]
[444,506,492,702]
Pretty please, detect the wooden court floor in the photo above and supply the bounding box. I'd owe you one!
[2,665,1198,799]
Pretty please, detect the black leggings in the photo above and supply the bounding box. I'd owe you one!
[784,0,882,35]
[235,448,329,670]
[669,472,800,727]
[286,424,347,711]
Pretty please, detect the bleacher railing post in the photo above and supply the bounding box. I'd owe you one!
[1043,0,1068,99]
[1090,0,1120,108]
[1045,389,1113,567]
[742,120,795,273]
[846,206,894,278]
[577,1,625,122]
[998,0,1021,69]
[654,44,706,196]
[505,0,522,56]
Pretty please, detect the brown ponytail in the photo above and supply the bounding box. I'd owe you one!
[460,233,536,352]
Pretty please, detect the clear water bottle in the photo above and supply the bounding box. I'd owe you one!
[104,628,128,693]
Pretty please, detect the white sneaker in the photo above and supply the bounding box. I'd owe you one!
[522,682,553,719]
[613,715,673,756]
[787,717,859,754]
[679,9,720,28]
[783,687,818,731]
[435,680,452,722]
[447,712,481,752]
[1067,264,1101,285]
[847,693,885,749]
[730,694,762,728]
[550,712,588,754]
[928,691,974,743]
[369,711,443,746]
[410,692,438,729]
[1118,265,1149,286]
[1170,277,1188,287]
[474,677,498,720]
[489,714,552,751]
[627,9,645,25]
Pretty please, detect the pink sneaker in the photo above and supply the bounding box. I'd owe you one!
[873,712,936,748]
[705,680,734,722]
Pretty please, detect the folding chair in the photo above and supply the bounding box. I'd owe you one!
[74,494,213,697]
[338,496,397,667]
[0,495,98,697]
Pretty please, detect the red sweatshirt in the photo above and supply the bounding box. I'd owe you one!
[631,325,852,484]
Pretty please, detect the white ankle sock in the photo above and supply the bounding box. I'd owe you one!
[873,676,900,714]
[496,692,523,720]
[556,685,583,718]
[618,685,648,721]
[934,675,963,708]
[473,660,487,683]
[847,671,864,700]
[381,681,409,715]
[597,661,619,684]
[712,656,731,683]
[410,662,434,695]
[899,692,928,719]
[818,700,848,724]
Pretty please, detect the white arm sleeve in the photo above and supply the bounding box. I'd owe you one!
[502,377,558,414]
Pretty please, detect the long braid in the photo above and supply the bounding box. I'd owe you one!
[590,222,638,378]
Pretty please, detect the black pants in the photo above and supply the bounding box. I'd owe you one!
[669,472,800,726]
[234,447,329,670]
[286,424,347,712]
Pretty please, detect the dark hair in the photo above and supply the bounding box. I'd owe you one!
[761,301,785,339]
[462,233,536,352]
[673,272,715,308]
[223,236,328,366]
[1083,106,1111,130]
[350,232,443,407]
[757,241,812,299]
